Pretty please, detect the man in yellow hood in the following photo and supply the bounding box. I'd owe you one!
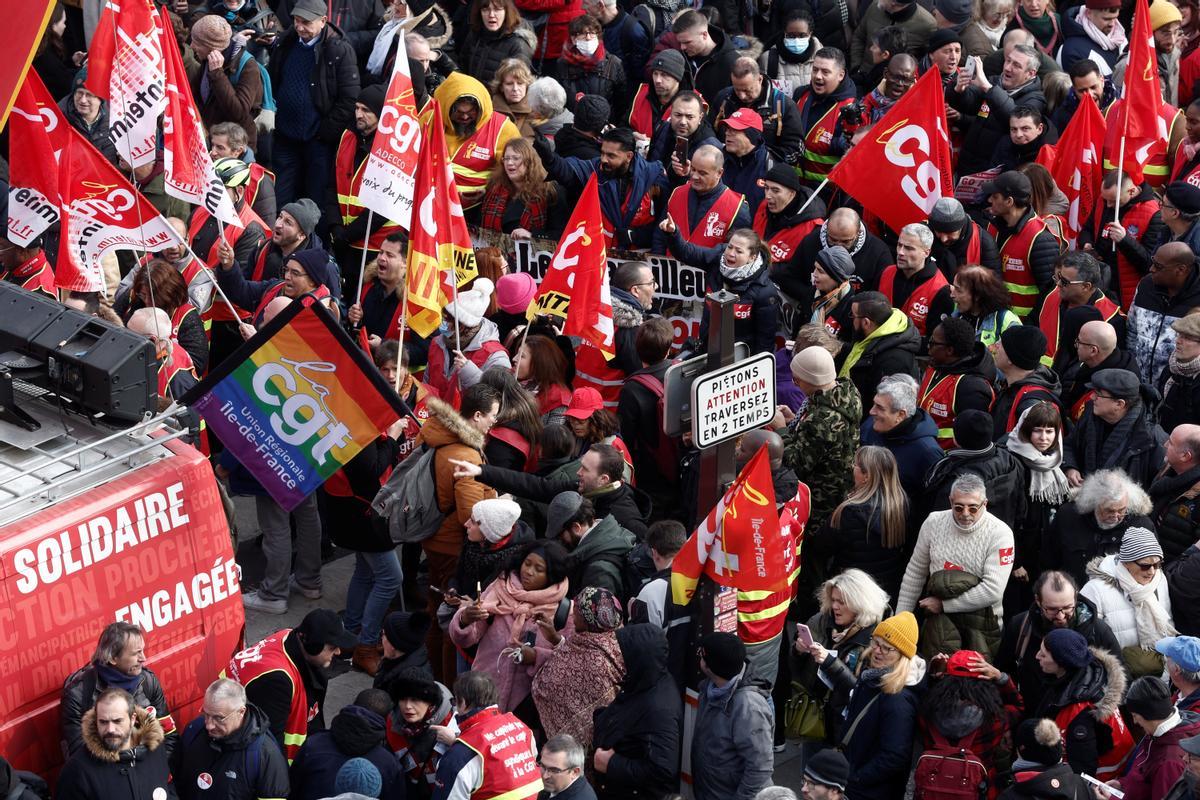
[432,72,521,212]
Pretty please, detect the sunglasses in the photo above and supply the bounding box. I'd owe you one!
[1132,560,1163,572]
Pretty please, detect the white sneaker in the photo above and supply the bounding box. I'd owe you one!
[243,591,288,614]
[289,576,322,600]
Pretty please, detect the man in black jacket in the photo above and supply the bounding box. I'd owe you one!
[671,11,741,106]
[710,57,805,162]
[1150,425,1200,563]
[843,291,922,416]
[924,409,1028,530]
[55,689,171,800]
[171,679,290,800]
[996,570,1122,713]
[928,197,1001,276]
[1060,320,1139,414]
[793,209,893,296]
[61,622,176,759]
[1063,368,1167,489]
[992,325,1064,439]
[290,689,406,800]
[618,318,681,522]
[268,0,360,213]
[920,318,997,449]
[951,44,1046,176]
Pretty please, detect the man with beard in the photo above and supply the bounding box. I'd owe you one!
[995,106,1057,172]
[710,57,805,161]
[793,208,892,296]
[348,232,431,368]
[927,198,1001,276]
[627,49,686,143]
[653,145,750,257]
[332,84,404,294]
[536,127,667,249]
[951,45,1046,176]
[433,73,521,215]
[55,689,171,800]
[996,570,1122,719]
[648,91,721,188]
[756,164,827,308]
[796,48,857,187]
[1049,59,1118,132]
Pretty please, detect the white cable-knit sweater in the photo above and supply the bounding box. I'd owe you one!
[896,510,1015,619]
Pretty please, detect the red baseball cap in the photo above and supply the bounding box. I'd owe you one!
[946,650,988,678]
[723,108,764,132]
[564,387,605,419]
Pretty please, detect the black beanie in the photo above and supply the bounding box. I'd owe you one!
[390,667,442,707]
[383,611,431,655]
[574,95,612,134]
[358,83,386,117]
[1125,676,1175,721]
[953,409,994,451]
[699,632,746,681]
[1014,719,1063,766]
[999,325,1048,371]
[763,163,802,193]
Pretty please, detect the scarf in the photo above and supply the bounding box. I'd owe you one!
[841,307,909,377]
[1016,6,1059,53]
[811,282,851,326]
[480,183,550,235]
[1007,406,1072,504]
[562,40,607,71]
[977,19,1006,49]
[1083,405,1141,473]
[720,252,763,283]
[821,220,866,254]
[200,43,245,104]
[1112,559,1177,647]
[1076,6,1127,52]
[483,571,568,646]
[368,17,406,76]
[1164,349,1200,398]
[96,662,141,694]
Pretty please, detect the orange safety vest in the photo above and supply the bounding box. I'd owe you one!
[628,83,670,138]
[918,368,994,449]
[455,707,543,800]
[738,483,809,644]
[334,130,403,251]
[189,201,271,323]
[666,184,745,250]
[449,113,510,209]
[245,162,274,214]
[224,629,316,764]
[1053,702,1133,781]
[7,251,56,297]
[753,204,822,264]
[988,215,1047,318]
[574,341,625,410]
[879,265,949,336]
[1103,100,1180,192]
[1038,287,1122,365]
[796,92,854,184]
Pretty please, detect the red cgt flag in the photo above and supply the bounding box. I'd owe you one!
[670,444,786,605]
[1036,91,1106,247]
[828,69,953,233]
[7,71,69,247]
[1124,0,1162,140]
[527,174,615,359]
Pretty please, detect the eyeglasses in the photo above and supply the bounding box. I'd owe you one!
[283,268,308,278]
[202,707,243,724]
[885,71,915,86]
[951,502,984,514]
[1132,560,1163,572]
[538,762,573,774]
[1151,259,1181,272]
[1075,338,1097,349]
[631,280,658,289]
[1057,276,1088,287]
[1096,506,1128,521]
[1041,604,1075,618]
[872,638,898,655]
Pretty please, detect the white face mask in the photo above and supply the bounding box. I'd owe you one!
[575,37,599,55]
[784,36,810,54]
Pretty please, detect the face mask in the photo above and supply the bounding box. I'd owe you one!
[438,320,452,338]
[784,37,810,54]
[575,38,599,55]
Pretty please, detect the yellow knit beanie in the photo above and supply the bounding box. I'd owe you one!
[873,611,919,659]
[1150,0,1182,31]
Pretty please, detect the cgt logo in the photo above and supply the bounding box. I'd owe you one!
[74,181,135,219]
[879,119,945,214]
[251,358,352,465]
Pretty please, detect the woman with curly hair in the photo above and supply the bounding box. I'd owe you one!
[514,334,573,424]
[480,137,568,239]
[951,265,1022,348]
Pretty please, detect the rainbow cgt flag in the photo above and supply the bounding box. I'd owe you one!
[181,295,404,510]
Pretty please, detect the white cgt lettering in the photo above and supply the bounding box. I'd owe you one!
[377,105,422,155]
[883,124,942,214]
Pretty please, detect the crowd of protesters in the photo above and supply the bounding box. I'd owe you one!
[18,0,1200,797]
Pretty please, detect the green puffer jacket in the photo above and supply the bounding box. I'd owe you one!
[920,569,1002,660]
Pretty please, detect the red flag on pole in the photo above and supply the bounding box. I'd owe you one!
[1124,0,1162,140]
[527,174,616,359]
[7,71,69,247]
[0,1,55,131]
[358,44,422,230]
[1036,92,1106,248]
[827,69,953,233]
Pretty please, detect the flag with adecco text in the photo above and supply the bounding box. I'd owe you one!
[1036,91,1106,248]
[155,7,241,228]
[181,295,405,511]
[671,444,786,606]
[827,68,953,233]
[405,101,478,337]
[527,174,616,358]
[0,0,55,132]
[56,129,187,291]
[86,0,167,168]
[8,71,69,247]
[357,46,422,230]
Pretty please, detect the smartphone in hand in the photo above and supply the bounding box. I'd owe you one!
[796,623,814,649]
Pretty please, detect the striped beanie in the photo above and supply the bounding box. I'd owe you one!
[1118,527,1163,563]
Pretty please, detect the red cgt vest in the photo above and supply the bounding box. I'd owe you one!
[223,629,316,764]
[627,83,670,138]
[919,368,995,450]
[334,129,404,251]
[157,341,197,398]
[752,205,822,264]
[449,113,510,209]
[454,707,542,800]
[1038,287,1122,364]
[879,265,949,335]
[666,184,745,251]
[1093,198,1159,311]
[357,279,406,340]
[796,92,854,184]
[989,216,1047,319]
[1053,702,1133,781]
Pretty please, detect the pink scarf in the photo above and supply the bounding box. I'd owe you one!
[483,572,568,646]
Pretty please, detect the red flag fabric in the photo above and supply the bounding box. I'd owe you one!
[56,130,186,292]
[1036,92,1106,248]
[405,101,479,337]
[527,174,616,359]
[0,1,55,131]
[358,45,422,230]
[827,69,954,233]
[155,7,241,227]
[670,444,785,605]
[86,0,167,168]
[1124,0,1161,140]
[7,71,69,246]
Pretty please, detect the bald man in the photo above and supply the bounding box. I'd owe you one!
[1061,320,1141,420]
[1131,240,1200,385]
[1151,424,1200,561]
[791,207,892,303]
[128,307,200,409]
[654,143,750,257]
[238,296,294,340]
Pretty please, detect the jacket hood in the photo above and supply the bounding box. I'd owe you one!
[79,706,165,762]
[611,291,646,329]
[864,308,921,356]
[617,624,670,693]
[775,187,827,227]
[1007,763,1084,798]
[934,702,985,739]
[882,408,939,445]
[572,514,636,561]
[331,704,389,756]
[1012,365,1062,395]
[1052,646,1126,720]
[216,703,273,751]
[420,397,485,450]
[435,72,494,130]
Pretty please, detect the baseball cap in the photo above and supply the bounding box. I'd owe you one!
[564,387,604,419]
[723,108,763,132]
[297,608,358,650]
[292,0,328,21]
[982,171,1032,203]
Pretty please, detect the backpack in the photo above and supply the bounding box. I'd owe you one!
[232,50,277,113]
[370,444,448,544]
[632,5,669,41]
[181,717,278,789]
[592,542,658,605]
[628,372,681,488]
[913,727,989,800]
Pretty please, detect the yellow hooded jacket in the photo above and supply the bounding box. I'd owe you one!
[430,72,521,209]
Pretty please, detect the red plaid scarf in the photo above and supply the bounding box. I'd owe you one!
[480,183,551,234]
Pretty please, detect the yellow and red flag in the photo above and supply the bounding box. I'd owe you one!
[671,444,788,606]
[0,0,55,132]
[405,100,478,337]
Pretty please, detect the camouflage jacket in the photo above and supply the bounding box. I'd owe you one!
[782,377,862,527]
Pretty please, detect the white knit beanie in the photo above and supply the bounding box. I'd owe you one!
[472,498,522,542]
[445,277,495,328]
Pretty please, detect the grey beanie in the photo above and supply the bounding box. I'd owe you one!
[281,198,321,235]
[928,197,968,233]
[815,246,854,283]
[545,491,584,539]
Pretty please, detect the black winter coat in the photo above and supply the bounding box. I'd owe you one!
[553,126,603,160]
[922,345,998,434]
[847,323,922,418]
[1158,366,1200,433]
[55,709,171,800]
[933,218,1002,276]
[1042,501,1156,587]
[617,359,680,521]
[461,27,536,86]
[1167,544,1200,637]
[951,78,1047,175]
[374,646,435,699]
[60,665,174,760]
[762,188,829,306]
[925,446,1029,532]
[812,500,908,599]
[171,705,290,800]
[993,366,1063,439]
[476,464,651,539]
[592,625,682,800]
[268,24,360,144]
[268,0,386,60]
[327,435,401,552]
[551,54,627,113]
[670,237,781,356]
[1062,403,1167,488]
[1150,465,1200,562]
[289,705,406,800]
[710,83,806,162]
[1032,647,1127,778]
[1060,348,1140,415]
[685,26,742,108]
[58,96,119,166]
[451,522,535,598]
[790,612,876,739]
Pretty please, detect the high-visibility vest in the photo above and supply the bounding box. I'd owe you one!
[448,113,510,209]
[961,221,983,265]
[455,707,543,800]
[1103,100,1181,191]
[189,201,271,323]
[6,251,55,297]
[753,204,821,264]
[796,91,854,184]
[1053,701,1133,781]
[157,341,197,398]
[223,629,315,764]
[628,83,670,138]
[738,483,809,644]
[245,162,274,214]
[666,184,745,250]
[988,215,1048,318]
[1038,287,1122,365]
[574,342,625,410]
[879,265,949,336]
[918,368,994,449]
[334,129,403,251]
[1092,198,1159,311]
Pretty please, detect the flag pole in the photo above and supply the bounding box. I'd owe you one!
[1114,135,1127,225]
[512,316,533,374]
[354,210,375,328]
[795,177,830,219]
